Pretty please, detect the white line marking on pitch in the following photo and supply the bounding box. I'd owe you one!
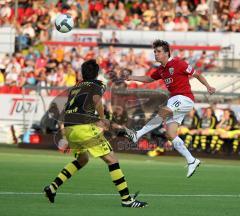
[0,192,239,198]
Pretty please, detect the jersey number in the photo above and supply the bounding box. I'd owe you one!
[172,100,181,107]
[66,93,88,112]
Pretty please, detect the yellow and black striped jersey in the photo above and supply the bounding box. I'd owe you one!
[182,114,200,129]
[219,116,238,130]
[200,115,218,129]
[64,80,106,126]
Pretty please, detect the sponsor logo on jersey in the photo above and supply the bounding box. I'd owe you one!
[169,67,174,75]
[164,77,173,85]
[186,65,193,73]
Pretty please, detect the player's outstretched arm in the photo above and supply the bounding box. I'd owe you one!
[127,75,154,83]
[193,72,216,95]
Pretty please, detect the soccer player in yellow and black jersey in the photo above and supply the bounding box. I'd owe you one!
[193,107,218,150]
[212,109,239,152]
[43,59,147,208]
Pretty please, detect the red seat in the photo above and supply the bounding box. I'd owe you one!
[0,85,11,93]
[138,138,149,150]
[127,82,138,89]
[30,134,41,144]
[49,90,60,96]
[9,86,22,94]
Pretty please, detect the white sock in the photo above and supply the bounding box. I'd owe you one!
[172,136,195,164]
[137,115,163,138]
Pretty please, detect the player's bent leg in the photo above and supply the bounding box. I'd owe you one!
[125,107,172,143]
[44,152,89,203]
[101,151,148,208]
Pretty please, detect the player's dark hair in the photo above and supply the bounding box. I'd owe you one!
[81,59,99,81]
[153,40,171,57]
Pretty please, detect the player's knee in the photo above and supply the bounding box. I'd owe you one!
[102,155,119,165]
[100,151,119,165]
[159,107,172,119]
[105,157,119,165]
[76,155,89,167]
[166,131,178,141]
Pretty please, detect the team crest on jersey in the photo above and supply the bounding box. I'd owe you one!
[169,67,174,75]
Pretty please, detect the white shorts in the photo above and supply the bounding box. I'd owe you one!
[165,95,194,125]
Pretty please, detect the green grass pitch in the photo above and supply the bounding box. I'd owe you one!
[0,144,240,216]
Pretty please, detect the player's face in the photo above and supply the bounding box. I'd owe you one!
[154,47,168,63]
[223,110,230,119]
[206,108,212,118]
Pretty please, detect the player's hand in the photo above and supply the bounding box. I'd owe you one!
[207,86,216,95]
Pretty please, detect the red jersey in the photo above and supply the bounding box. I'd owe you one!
[150,57,195,101]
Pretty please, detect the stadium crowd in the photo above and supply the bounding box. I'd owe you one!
[0,0,232,92]
[0,0,239,155]
[0,0,239,34]
[0,44,220,93]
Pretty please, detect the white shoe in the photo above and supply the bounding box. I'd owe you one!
[187,158,201,178]
[125,128,138,143]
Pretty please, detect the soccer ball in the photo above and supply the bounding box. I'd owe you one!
[55,14,74,33]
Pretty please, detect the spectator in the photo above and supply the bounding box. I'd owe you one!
[26,71,37,86]
[196,0,209,16]
[174,15,189,32]
[64,63,77,87]
[211,13,221,31]
[0,66,5,86]
[128,13,142,30]
[54,45,65,63]
[211,109,238,153]
[96,31,105,43]
[176,0,190,17]
[0,1,11,25]
[109,31,119,44]
[188,11,201,31]
[142,2,155,24]
[164,16,175,31]
[198,14,209,31]
[179,108,200,148]
[5,66,19,85]
[6,57,21,74]
[22,23,35,39]
[1,0,237,36]
[102,1,116,19]
[193,107,218,151]
[97,17,106,29]
[114,1,126,22]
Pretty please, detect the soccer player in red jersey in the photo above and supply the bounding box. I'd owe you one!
[126,40,216,177]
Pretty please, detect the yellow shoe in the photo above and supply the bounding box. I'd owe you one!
[155,147,164,153]
[147,150,158,157]
[147,147,164,157]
